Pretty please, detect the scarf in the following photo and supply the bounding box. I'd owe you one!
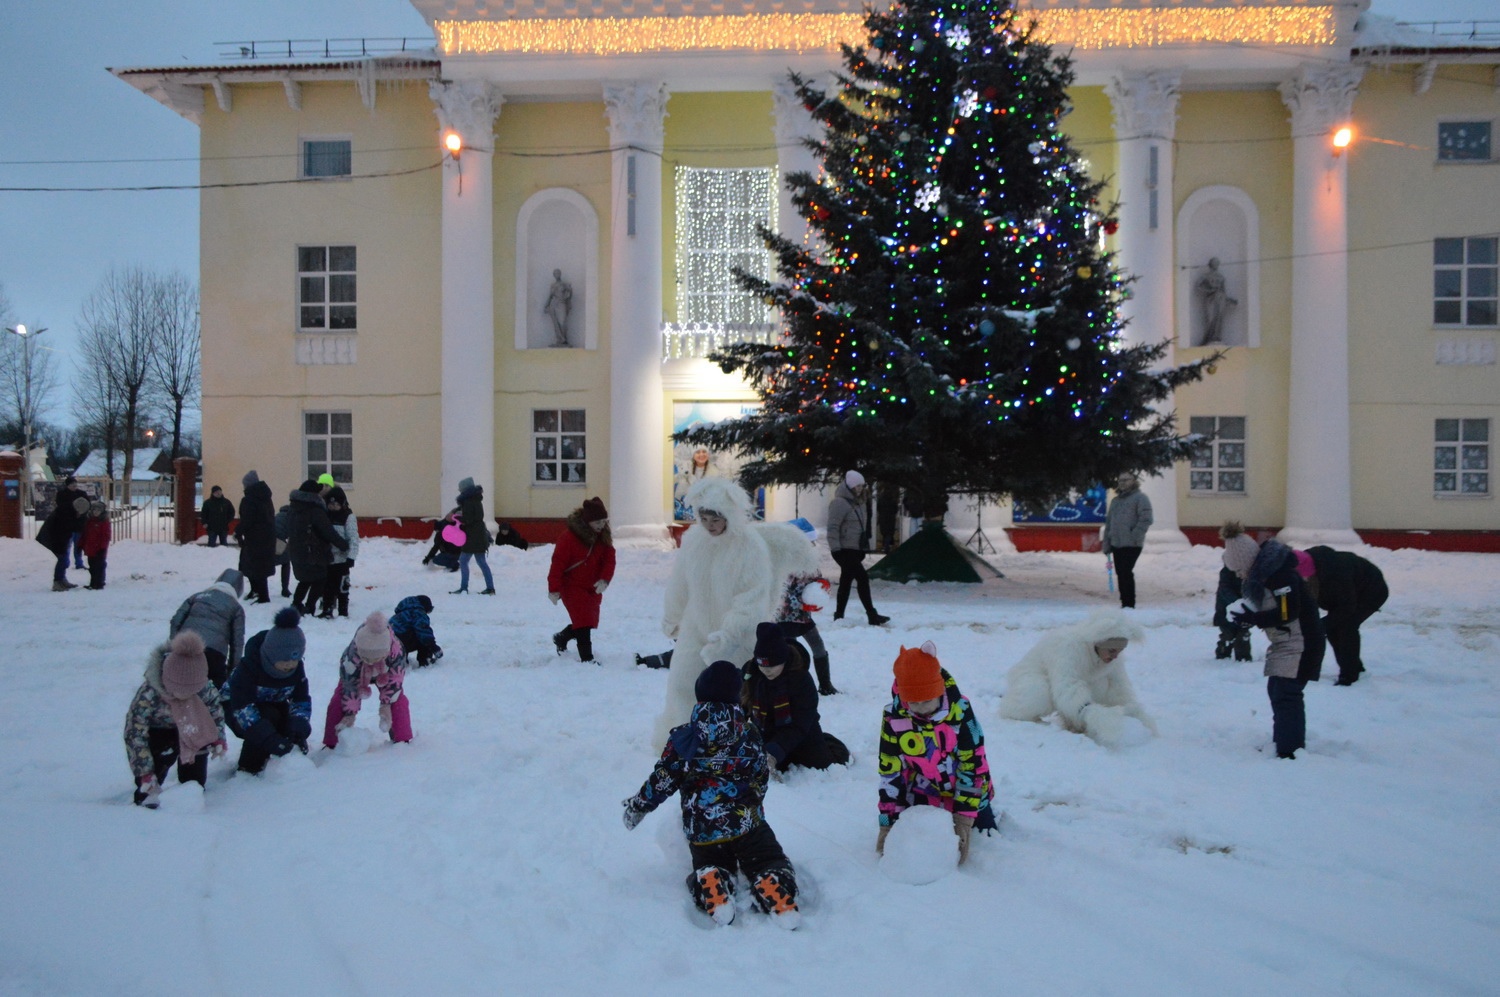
[163,689,218,761]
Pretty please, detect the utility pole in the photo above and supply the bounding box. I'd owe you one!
[4,323,46,507]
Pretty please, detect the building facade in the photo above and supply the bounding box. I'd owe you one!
[115,1,1498,545]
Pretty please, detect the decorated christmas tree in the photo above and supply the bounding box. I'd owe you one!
[676,0,1216,526]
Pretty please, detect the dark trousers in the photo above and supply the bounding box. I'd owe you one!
[779,732,850,772]
[133,727,208,804]
[1112,546,1143,608]
[229,702,293,774]
[53,549,70,584]
[205,647,229,691]
[87,553,107,589]
[248,573,271,603]
[206,530,229,547]
[322,563,351,617]
[70,531,85,569]
[293,576,331,615]
[1326,582,1389,683]
[1267,676,1308,757]
[687,823,794,902]
[557,625,594,661]
[279,560,292,597]
[832,548,877,618]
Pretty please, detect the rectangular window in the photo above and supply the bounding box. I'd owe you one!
[1188,415,1247,494]
[1434,237,1498,327]
[1434,418,1489,495]
[302,138,352,178]
[304,411,354,486]
[533,409,586,485]
[1437,121,1492,162]
[674,166,776,327]
[298,245,357,331]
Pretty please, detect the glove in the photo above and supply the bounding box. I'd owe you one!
[876,824,891,856]
[293,737,309,755]
[379,703,393,733]
[548,592,561,605]
[137,773,162,807]
[702,630,728,661]
[269,737,295,758]
[1227,597,1256,626]
[208,740,228,759]
[426,648,443,665]
[287,716,312,744]
[337,714,356,731]
[954,813,976,865]
[621,798,647,831]
[662,620,680,640]
[765,751,783,781]
[345,560,354,570]
[594,580,609,595]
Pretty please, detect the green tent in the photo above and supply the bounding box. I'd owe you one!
[867,521,1003,584]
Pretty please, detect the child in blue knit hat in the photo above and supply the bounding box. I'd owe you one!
[226,607,313,773]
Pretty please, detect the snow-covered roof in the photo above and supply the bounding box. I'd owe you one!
[1353,14,1500,59]
[74,448,170,480]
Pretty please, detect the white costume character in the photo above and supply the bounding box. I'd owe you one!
[999,610,1156,747]
[656,477,774,743]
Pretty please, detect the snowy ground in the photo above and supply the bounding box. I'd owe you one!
[1,531,1497,996]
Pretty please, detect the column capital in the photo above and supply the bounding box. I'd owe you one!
[1278,64,1364,135]
[430,79,504,145]
[771,78,821,147]
[603,81,669,150]
[1106,71,1182,140]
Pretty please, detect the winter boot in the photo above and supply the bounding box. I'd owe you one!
[688,865,736,926]
[52,579,76,591]
[1214,634,1234,660]
[1232,632,1253,662]
[867,612,891,626]
[752,867,800,929]
[576,629,597,665]
[636,650,673,670]
[552,627,573,656]
[813,654,838,696]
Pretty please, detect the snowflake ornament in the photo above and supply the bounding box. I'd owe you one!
[957,89,979,118]
[945,24,970,49]
[916,182,942,210]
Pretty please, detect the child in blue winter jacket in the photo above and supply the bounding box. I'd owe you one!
[391,595,443,667]
[226,607,313,773]
[621,661,801,929]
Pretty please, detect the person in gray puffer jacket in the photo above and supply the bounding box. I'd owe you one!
[1102,472,1153,609]
[826,471,889,626]
[169,569,247,691]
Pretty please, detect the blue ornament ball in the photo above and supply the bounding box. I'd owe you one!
[978,319,996,337]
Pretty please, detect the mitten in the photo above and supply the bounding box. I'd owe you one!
[594,580,609,595]
[336,714,356,731]
[287,716,312,744]
[621,797,647,830]
[1227,597,1256,626]
[269,737,295,757]
[379,703,393,733]
[765,751,782,781]
[208,740,228,759]
[137,773,161,808]
[1081,703,1127,747]
[548,592,561,605]
[876,824,891,856]
[953,813,976,865]
[662,620,680,640]
[345,560,355,570]
[702,630,728,661]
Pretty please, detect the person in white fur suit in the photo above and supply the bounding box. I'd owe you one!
[999,610,1157,747]
[655,477,774,744]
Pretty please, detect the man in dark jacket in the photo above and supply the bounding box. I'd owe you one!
[740,623,848,771]
[199,486,235,547]
[235,471,277,603]
[1305,546,1389,686]
[286,479,348,616]
[37,481,89,591]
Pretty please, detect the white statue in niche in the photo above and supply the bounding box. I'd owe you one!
[1196,258,1238,345]
[543,269,573,347]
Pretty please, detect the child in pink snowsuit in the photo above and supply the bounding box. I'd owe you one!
[322,612,412,749]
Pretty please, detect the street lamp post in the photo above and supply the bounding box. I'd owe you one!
[3,324,46,507]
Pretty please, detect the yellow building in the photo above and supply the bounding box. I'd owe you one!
[114,1,1498,547]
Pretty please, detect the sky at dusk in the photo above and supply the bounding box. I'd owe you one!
[0,0,1492,427]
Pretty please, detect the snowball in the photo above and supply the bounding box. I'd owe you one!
[1113,715,1154,749]
[881,807,959,885]
[264,749,317,783]
[156,780,205,814]
[333,726,376,756]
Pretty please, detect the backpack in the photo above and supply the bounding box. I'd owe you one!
[274,505,292,557]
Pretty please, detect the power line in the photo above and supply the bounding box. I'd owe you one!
[0,160,443,193]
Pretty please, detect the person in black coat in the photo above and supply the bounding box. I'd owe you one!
[200,486,235,547]
[235,471,277,603]
[740,623,849,772]
[285,479,348,616]
[37,482,89,591]
[226,607,313,774]
[1304,546,1389,686]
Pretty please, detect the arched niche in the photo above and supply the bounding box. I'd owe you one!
[515,188,598,351]
[1176,185,1260,349]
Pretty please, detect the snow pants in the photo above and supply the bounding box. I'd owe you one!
[322,688,412,749]
[133,727,208,804]
[321,563,351,617]
[1267,676,1307,758]
[832,549,877,619]
[687,823,796,914]
[1326,580,1389,684]
[87,553,107,589]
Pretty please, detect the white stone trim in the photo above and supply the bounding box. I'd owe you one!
[295,334,357,365]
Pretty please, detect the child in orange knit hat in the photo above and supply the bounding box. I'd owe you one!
[877,641,995,864]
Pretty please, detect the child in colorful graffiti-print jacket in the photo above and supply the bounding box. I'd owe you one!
[621,661,801,929]
[878,641,997,864]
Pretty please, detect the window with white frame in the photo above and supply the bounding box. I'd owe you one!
[1188,415,1246,494]
[1434,418,1489,495]
[533,409,586,485]
[1434,237,1497,327]
[674,166,776,327]
[298,245,357,332]
[304,412,353,486]
[301,138,352,178]
[1437,121,1492,162]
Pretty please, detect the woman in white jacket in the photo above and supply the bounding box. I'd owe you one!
[655,477,774,744]
[999,610,1156,747]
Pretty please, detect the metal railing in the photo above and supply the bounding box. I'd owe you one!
[1393,21,1500,42]
[662,321,779,360]
[215,38,436,61]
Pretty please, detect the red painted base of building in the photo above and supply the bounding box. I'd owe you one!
[1006,525,1500,554]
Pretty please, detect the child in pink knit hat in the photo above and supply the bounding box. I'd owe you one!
[124,631,227,807]
[322,612,413,749]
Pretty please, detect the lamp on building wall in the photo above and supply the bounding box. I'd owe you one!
[1331,125,1353,157]
[443,130,465,194]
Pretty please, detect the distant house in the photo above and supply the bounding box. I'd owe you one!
[74,448,172,481]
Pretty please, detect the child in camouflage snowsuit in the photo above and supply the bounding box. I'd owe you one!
[123,632,227,807]
[621,661,801,929]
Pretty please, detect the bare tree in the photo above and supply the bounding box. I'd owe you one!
[72,332,127,496]
[0,281,60,469]
[77,267,163,505]
[148,272,200,460]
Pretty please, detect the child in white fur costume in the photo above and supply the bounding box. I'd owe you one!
[999,610,1157,747]
[656,478,774,743]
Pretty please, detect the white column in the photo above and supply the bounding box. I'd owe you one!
[431,80,502,506]
[1277,65,1364,546]
[604,82,670,541]
[1107,71,1189,547]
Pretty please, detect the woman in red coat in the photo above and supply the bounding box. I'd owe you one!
[548,497,616,663]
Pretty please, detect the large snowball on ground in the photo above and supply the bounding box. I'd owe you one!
[881,806,959,885]
[333,726,376,756]
[1113,715,1154,749]
[157,780,205,814]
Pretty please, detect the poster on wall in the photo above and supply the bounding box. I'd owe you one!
[672,401,764,522]
[1010,484,1107,524]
